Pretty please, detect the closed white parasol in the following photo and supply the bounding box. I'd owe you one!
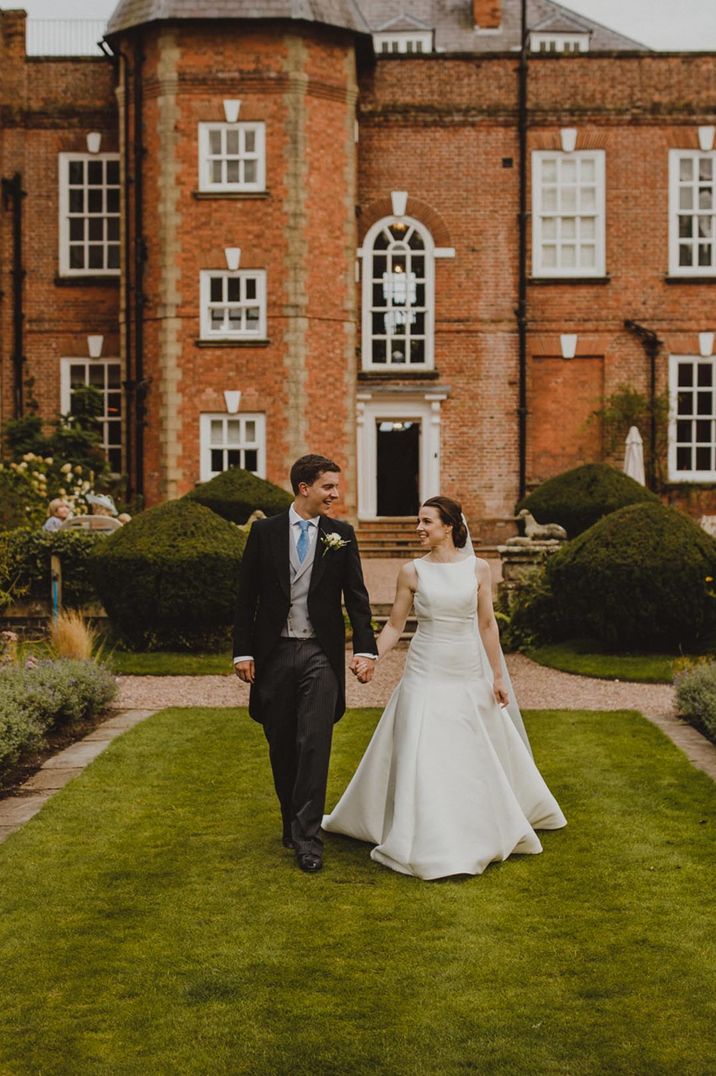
[623,425,645,485]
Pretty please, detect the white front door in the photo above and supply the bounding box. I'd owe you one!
[356,394,445,519]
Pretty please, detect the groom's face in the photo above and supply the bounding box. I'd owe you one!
[299,471,340,517]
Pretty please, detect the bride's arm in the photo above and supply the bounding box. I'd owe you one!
[376,562,417,660]
[476,559,509,706]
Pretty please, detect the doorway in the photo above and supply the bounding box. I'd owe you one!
[376,420,420,516]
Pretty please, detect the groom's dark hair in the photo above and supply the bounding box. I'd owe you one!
[290,454,341,493]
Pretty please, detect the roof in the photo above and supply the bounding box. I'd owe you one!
[106,0,371,37]
[105,0,648,50]
[359,0,649,52]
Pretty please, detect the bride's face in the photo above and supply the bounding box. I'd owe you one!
[416,506,453,548]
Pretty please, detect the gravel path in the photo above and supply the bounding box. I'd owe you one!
[114,652,716,781]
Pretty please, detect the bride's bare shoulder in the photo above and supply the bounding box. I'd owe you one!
[398,560,419,589]
[474,556,492,578]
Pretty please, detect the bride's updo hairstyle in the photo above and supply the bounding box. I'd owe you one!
[422,496,468,549]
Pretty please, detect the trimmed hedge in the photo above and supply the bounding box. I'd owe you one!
[185,467,292,524]
[89,499,247,650]
[546,501,716,651]
[0,528,103,611]
[0,659,117,785]
[675,662,716,743]
[518,463,659,539]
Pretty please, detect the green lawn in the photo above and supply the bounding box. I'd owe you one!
[526,640,685,683]
[108,648,233,676]
[0,707,714,1075]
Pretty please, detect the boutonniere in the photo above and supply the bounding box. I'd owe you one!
[321,531,350,557]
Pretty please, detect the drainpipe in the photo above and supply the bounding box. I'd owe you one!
[624,319,662,489]
[516,0,528,501]
[1,172,26,417]
[133,33,146,500]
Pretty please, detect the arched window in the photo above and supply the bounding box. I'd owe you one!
[360,216,435,370]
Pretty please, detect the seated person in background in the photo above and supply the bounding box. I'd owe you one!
[117,512,132,525]
[42,499,72,532]
[86,493,118,518]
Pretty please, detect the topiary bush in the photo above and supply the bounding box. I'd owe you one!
[674,662,716,744]
[0,528,104,611]
[89,499,247,650]
[185,467,292,525]
[546,501,716,652]
[518,463,659,539]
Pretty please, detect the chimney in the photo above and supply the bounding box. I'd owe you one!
[472,1,501,28]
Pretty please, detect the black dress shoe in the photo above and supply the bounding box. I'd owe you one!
[297,853,322,873]
[282,836,295,850]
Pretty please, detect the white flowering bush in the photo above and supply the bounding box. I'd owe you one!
[0,453,94,529]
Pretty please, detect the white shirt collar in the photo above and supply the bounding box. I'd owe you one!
[289,504,319,527]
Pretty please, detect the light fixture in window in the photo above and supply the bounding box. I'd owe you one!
[698,126,715,152]
[391,190,408,216]
[86,132,102,154]
[224,390,242,414]
[699,332,715,358]
[87,334,104,358]
[560,334,578,359]
[224,247,241,271]
[223,99,241,123]
[560,128,577,153]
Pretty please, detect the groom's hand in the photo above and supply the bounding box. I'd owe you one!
[350,656,375,684]
[235,659,255,684]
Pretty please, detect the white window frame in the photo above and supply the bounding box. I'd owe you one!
[532,150,606,278]
[198,122,266,193]
[530,32,589,53]
[358,216,436,372]
[669,354,716,482]
[199,270,267,340]
[668,150,716,277]
[59,357,123,472]
[374,31,432,54]
[199,413,266,482]
[58,152,120,277]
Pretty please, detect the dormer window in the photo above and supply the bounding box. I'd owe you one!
[374,31,432,55]
[530,32,589,53]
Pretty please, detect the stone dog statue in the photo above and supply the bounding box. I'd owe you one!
[505,509,568,546]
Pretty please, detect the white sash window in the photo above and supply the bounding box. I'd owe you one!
[198,123,266,193]
[532,151,605,277]
[669,151,716,276]
[58,154,120,276]
[199,270,267,340]
[199,413,265,481]
[60,358,123,472]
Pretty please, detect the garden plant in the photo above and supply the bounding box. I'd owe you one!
[185,465,292,524]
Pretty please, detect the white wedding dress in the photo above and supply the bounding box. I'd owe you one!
[323,556,567,880]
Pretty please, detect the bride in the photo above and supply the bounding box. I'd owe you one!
[323,495,567,880]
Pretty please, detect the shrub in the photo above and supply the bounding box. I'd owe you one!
[547,501,716,652]
[517,463,659,539]
[496,565,563,651]
[0,528,104,612]
[50,610,100,661]
[186,467,292,524]
[0,659,117,784]
[674,662,716,743]
[89,499,248,650]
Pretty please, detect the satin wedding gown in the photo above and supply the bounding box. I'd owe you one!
[323,556,567,880]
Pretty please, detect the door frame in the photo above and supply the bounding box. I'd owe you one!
[356,391,447,519]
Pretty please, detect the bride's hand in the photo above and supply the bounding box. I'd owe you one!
[493,677,509,707]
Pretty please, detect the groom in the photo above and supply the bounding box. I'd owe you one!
[233,454,377,873]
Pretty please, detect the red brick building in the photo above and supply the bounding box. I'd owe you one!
[1,1,714,539]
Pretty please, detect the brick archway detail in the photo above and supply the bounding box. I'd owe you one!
[359,196,452,248]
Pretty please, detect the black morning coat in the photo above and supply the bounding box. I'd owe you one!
[233,511,377,724]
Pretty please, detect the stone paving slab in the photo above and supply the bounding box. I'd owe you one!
[0,709,156,845]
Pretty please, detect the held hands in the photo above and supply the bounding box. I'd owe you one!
[235,659,255,684]
[350,656,375,684]
[493,676,509,708]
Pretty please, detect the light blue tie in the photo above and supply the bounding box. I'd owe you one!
[297,519,311,564]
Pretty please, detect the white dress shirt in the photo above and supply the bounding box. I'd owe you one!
[233,504,377,664]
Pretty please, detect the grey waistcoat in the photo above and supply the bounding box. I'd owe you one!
[281,525,318,638]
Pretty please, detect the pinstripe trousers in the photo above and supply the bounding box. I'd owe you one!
[257,638,339,858]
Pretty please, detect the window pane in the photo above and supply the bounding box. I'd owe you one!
[89,365,105,387]
[679,215,693,238]
[106,160,119,185]
[542,219,557,240]
[699,188,713,210]
[88,160,103,185]
[107,218,120,241]
[225,129,239,155]
[244,420,256,441]
[69,246,85,269]
[541,245,557,267]
[246,307,259,328]
[211,449,223,472]
[372,339,387,364]
[677,391,692,414]
[68,159,84,184]
[676,419,692,442]
[679,243,693,266]
[698,244,713,266]
[107,245,120,269]
[108,364,121,388]
[228,308,243,329]
[699,157,713,181]
[108,447,122,472]
[561,217,576,239]
[677,446,692,470]
[211,310,224,330]
[88,217,103,241]
[679,158,693,182]
[561,186,577,212]
[226,419,241,444]
[244,130,256,153]
[69,189,84,213]
[88,189,102,213]
[227,449,241,468]
[696,446,711,470]
[69,218,84,241]
[88,245,104,269]
[696,419,712,442]
[245,277,257,300]
[542,188,557,211]
[226,160,240,183]
[678,364,693,386]
[679,187,693,210]
[107,422,122,446]
[698,392,712,415]
[561,246,577,267]
[697,364,713,386]
[542,160,557,182]
[210,419,223,445]
[243,160,256,184]
[243,449,258,472]
[211,161,223,184]
[70,363,86,388]
[210,276,223,302]
[209,129,222,155]
[107,189,120,214]
[579,245,596,268]
[107,392,122,416]
[227,278,240,303]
